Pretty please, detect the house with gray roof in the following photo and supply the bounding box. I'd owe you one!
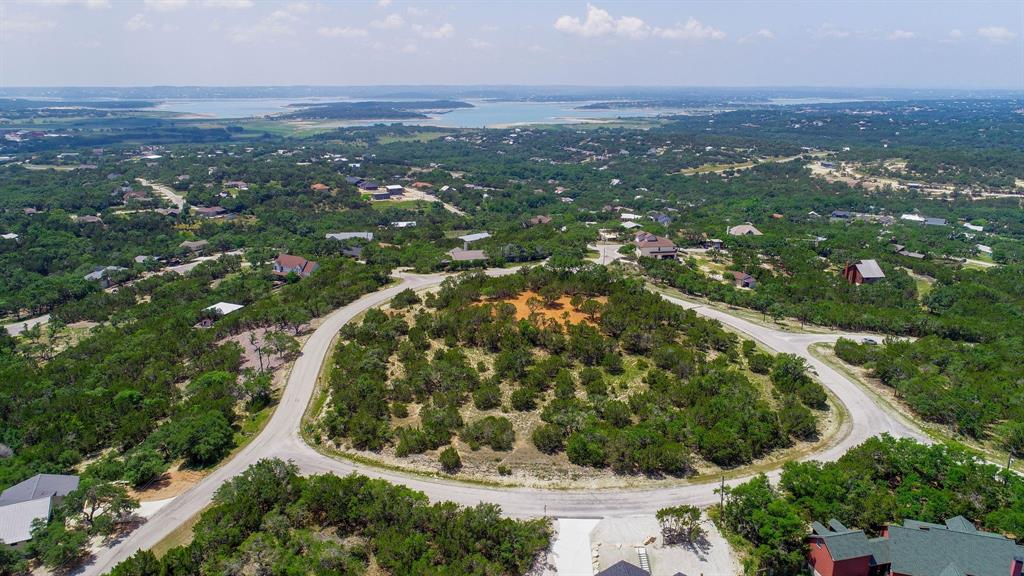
[0,474,79,545]
[807,516,1024,576]
[842,259,885,285]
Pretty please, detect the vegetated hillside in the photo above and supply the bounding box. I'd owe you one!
[278,100,473,120]
[0,258,389,489]
[109,459,551,576]
[718,435,1024,574]
[315,265,828,479]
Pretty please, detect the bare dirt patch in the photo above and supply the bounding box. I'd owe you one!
[491,291,607,327]
[128,466,205,501]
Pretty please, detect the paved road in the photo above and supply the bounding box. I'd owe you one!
[80,269,927,574]
[4,314,49,336]
[136,178,185,210]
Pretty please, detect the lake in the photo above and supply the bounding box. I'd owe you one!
[151,98,681,127]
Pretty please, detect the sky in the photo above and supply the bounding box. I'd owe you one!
[1,0,1022,89]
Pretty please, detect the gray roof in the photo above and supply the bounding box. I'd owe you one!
[887,519,1024,576]
[326,232,373,241]
[0,496,51,544]
[595,561,649,576]
[0,474,79,506]
[458,232,492,243]
[448,248,487,262]
[924,217,947,226]
[855,259,885,279]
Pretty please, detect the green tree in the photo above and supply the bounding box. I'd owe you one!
[439,446,462,474]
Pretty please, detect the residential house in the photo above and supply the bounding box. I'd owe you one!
[0,474,79,546]
[83,266,127,288]
[831,210,852,220]
[223,180,248,191]
[273,253,319,278]
[77,215,103,224]
[526,215,553,226]
[924,217,947,227]
[411,181,433,189]
[358,180,380,191]
[1,233,18,241]
[179,239,209,253]
[977,244,993,255]
[622,221,643,230]
[447,247,488,262]
[633,231,677,260]
[344,176,364,186]
[900,214,925,224]
[843,260,885,285]
[963,222,984,232]
[458,232,491,249]
[310,183,330,192]
[807,516,1024,576]
[727,223,763,236]
[620,213,642,221]
[391,221,417,228]
[651,213,671,226]
[370,190,391,201]
[702,238,724,250]
[730,271,758,288]
[192,206,227,219]
[385,184,405,197]
[203,302,244,316]
[123,189,151,203]
[326,232,374,241]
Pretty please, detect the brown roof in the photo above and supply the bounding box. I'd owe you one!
[411,181,433,188]
[633,231,676,248]
[310,183,330,192]
[528,215,553,225]
[275,253,309,269]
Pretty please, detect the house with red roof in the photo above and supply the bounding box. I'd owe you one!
[272,253,319,278]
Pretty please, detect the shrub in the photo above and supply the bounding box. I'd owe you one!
[747,352,772,374]
[391,288,421,309]
[439,446,462,473]
[473,384,502,410]
[510,387,537,411]
[531,423,566,454]
[461,416,515,451]
[123,449,168,487]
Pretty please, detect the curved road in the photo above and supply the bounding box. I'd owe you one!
[81,269,926,574]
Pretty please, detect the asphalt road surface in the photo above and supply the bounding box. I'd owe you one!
[80,269,926,574]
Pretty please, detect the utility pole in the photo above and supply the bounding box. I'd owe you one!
[719,475,725,512]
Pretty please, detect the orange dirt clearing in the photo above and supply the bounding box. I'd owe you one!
[496,291,607,327]
[128,467,205,501]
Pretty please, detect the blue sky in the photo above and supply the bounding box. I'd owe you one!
[1,1,1021,88]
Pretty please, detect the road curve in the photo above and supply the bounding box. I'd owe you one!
[81,270,927,575]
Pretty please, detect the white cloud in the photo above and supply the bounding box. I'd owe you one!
[228,8,299,42]
[30,0,110,8]
[887,29,915,40]
[204,0,253,7]
[812,24,851,39]
[977,26,1016,43]
[371,13,404,29]
[124,13,152,31]
[317,26,367,38]
[654,18,725,40]
[554,5,723,41]
[554,4,646,38]
[948,28,963,39]
[0,15,57,36]
[144,0,188,12]
[468,37,492,49]
[376,0,391,7]
[413,22,455,39]
[401,42,418,53]
[739,28,774,44]
[406,6,428,17]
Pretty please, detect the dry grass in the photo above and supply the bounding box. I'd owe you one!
[128,466,205,502]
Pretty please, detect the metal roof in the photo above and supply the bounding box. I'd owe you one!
[204,302,244,316]
[458,232,492,243]
[0,496,51,544]
[0,474,79,505]
[595,561,649,576]
[326,232,373,241]
[855,259,885,279]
